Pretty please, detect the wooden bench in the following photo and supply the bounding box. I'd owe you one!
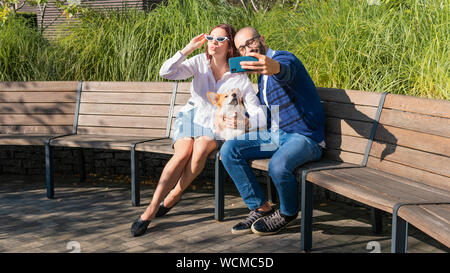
[299,93,450,252]
[0,81,79,145]
[45,81,188,206]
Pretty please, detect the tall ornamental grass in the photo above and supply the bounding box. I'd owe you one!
[0,0,448,99]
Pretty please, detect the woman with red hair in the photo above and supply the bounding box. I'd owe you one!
[131,24,266,237]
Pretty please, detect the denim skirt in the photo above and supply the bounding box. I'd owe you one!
[171,108,220,148]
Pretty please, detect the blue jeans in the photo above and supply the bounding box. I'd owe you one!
[220,129,323,216]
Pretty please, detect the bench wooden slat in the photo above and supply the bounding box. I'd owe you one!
[76,127,166,138]
[79,104,175,117]
[369,142,450,178]
[384,94,450,119]
[82,81,175,92]
[374,125,450,156]
[77,115,167,129]
[81,92,190,105]
[0,125,73,135]
[325,117,373,139]
[49,134,155,150]
[0,92,77,103]
[322,102,378,122]
[0,81,78,92]
[325,134,368,154]
[322,149,365,165]
[379,109,450,137]
[0,103,75,114]
[0,114,74,126]
[398,204,450,248]
[307,168,450,213]
[0,135,60,145]
[366,157,450,192]
[317,88,382,107]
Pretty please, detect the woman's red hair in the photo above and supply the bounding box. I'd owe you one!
[205,23,239,62]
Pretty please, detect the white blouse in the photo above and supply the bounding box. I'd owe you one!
[159,51,266,131]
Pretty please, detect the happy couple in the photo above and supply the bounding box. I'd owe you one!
[131,23,326,238]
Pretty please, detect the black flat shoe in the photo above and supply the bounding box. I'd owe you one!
[155,201,178,218]
[131,217,151,237]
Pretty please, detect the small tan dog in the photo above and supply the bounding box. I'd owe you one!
[207,89,248,140]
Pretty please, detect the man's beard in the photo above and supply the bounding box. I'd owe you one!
[249,43,266,55]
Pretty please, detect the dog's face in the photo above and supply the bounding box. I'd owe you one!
[207,89,245,116]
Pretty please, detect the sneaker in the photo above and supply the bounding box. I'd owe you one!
[251,209,297,236]
[231,209,273,235]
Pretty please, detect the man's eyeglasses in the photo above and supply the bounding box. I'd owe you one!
[205,35,229,43]
[238,35,260,53]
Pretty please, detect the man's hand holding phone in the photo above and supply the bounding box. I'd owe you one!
[239,52,280,76]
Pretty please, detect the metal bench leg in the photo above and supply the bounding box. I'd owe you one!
[215,153,225,221]
[78,148,86,182]
[266,176,278,204]
[300,178,314,252]
[131,146,140,207]
[371,207,383,234]
[45,142,54,199]
[391,214,408,253]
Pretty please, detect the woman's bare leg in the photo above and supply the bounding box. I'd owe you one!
[140,138,194,221]
[163,136,217,208]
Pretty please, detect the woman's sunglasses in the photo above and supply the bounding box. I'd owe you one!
[205,35,229,43]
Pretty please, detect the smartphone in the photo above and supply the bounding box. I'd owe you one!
[229,56,258,73]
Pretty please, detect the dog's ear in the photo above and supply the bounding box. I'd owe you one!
[233,88,242,98]
[207,92,219,106]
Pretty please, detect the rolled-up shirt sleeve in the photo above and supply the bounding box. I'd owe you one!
[241,78,267,130]
[159,51,197,80]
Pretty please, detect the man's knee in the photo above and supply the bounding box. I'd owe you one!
[268,160,291,182]
[220,140,239,163]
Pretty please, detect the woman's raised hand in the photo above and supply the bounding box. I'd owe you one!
[181,33,206,56]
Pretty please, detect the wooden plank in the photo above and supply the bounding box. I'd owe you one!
[343,167,450,200]
[0,92,77,103]
[79,104,173,117]
[325,117,373,138]
[384,94,450,119]
[322,102,378,122]
[379,109,450,137]
[317,88,381,107]
[49,134,153,150]
[398,205,450,248]
[374,125,450,156]
[0,103,75,114]
[0,114,74,126]
[325,134,368,154]
[76,126,166,138]
[0,81,78,92]
[366,157,450,192]
[177,82,191,94]
[0,125,72,135]
[250,159,270,171]
[369,142,450,177]
[82,81,175,93]
[322,149,364,165]
[77,115,167,129]
[135,138,174,154]
[80,92,190,105]
[0,135,57,146]
[307,168,450,212]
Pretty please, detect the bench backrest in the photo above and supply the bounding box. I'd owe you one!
[0,81,78,135]
[76,81,190,138]
[318,88,383,165]
[367,94,450,191]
